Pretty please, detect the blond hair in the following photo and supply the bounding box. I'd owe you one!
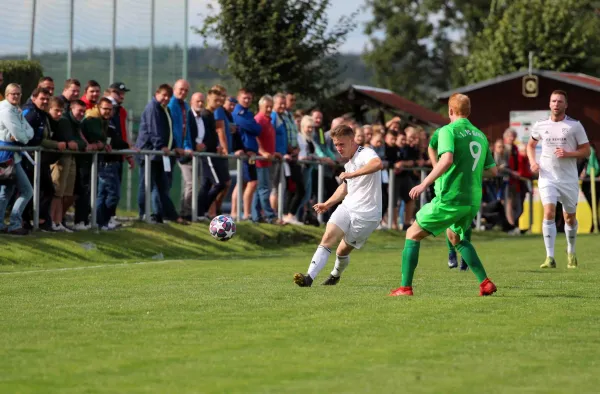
[300,115,314,135]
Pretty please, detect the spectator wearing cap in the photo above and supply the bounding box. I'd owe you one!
[167,79,194,219]
[104,82,132,227]
[81,80,101,111]
[0,83,34,235]
[59,79,81,113]
[232,88,262,220]
[93,98,130,230]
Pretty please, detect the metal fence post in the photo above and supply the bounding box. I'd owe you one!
[144,154,151,223]
[236,156,243,220]
[476,207,482,231]
[126,113,133,213]
[387,168,394,230]
[277,159,285,220]
[317,163,325,224]
[191,154,198,222]
[90,153,98,229]
[528,180,534,233]
[33,149,41,230]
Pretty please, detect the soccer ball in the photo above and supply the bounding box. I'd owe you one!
[209,215,236,241]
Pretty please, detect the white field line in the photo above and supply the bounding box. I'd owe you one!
[0,259,186,275]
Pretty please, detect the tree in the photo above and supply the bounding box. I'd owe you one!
[463,0,600,83]
[363,0,492,107]
[196,0,356,100]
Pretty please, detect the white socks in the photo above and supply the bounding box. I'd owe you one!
[565,221,578,254]
[307,245,331,280]
[331,255,350,277]
[542,219,556,258]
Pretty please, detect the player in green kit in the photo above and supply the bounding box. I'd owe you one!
[390,93,498,296]
[428,129,471,271]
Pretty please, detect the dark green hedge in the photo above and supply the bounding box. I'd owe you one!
[0,60,43,102]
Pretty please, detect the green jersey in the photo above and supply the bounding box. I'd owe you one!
[436,118,495,206]
[429,128,442,197]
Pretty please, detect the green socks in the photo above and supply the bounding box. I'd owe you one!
[447,227,471,253]
[456,240,488,283]
[401,239,421,287]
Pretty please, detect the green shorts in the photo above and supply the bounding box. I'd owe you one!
[415,197,478,239]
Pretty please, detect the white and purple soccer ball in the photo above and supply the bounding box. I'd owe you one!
[209,215,236,241]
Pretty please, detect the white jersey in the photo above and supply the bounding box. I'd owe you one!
[341,146,382,221]
[530,116,588,187]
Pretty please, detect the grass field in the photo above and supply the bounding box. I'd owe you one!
[1,224,599,393]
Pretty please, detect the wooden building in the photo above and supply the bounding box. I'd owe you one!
[437,69,600,147]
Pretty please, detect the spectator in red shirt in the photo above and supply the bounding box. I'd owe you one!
[503,128,521,227]
[81,80,101,111]
[252,95,281,224]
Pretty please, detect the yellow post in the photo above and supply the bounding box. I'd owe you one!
[591,166,598,234]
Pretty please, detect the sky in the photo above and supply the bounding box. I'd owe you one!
[0,0,372,56]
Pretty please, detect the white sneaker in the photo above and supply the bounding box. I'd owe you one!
[107,221,118,230]
[109,217,122,228]
[53,223,73,233]
[283,216,304,226]
[73,222,90,231]
[100,226,111,231]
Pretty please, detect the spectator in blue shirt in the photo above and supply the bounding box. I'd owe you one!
[232,88,261,220]
[167,79,194,219]
[270,93,289,214]
[210,84,233,217]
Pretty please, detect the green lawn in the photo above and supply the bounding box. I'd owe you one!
[1,224,599,393]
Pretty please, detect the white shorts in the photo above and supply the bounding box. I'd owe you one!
[328,205,379,249]
[539,182,579,214]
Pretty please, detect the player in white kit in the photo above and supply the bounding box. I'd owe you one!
[294,124,383,287]
[527,90,590,269]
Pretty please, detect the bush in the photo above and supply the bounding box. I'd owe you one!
[0,60,44,102]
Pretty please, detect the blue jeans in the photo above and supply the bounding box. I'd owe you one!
[96,162,121,227]
[0,162,33,231]
[138,161,179,221]
[251,166,276,222]
[295,166,313,220]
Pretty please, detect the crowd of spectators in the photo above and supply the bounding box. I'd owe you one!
[0,71,598,235]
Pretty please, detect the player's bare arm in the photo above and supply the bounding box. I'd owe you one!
[409,152,453,200]
[313,182,348,214]
[555,142,591,159]
[339,157,383,180]
[527,137,539,172]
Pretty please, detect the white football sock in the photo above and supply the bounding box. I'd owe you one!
[565,221,578,254]
[542,219,556,258]
[307,245,331,280]
[331,255,350,277]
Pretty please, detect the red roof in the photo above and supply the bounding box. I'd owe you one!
[351,85,449,126]
[548,72,600,88]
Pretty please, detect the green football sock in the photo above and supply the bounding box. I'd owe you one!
[456,240,488,283]
[464,227,472,243]
[401,239,420,287]
[446,235,455,253]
